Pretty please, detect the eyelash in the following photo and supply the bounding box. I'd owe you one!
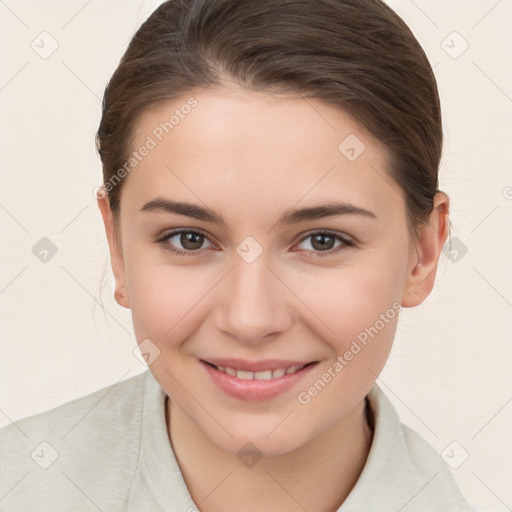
[156,229,355,259]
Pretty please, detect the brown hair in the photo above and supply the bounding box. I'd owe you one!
[96,0,442,238]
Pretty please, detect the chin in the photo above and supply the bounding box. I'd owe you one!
[215,432,305,460]
[202,414,315,459]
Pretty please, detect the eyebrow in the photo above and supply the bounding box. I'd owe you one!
[140,198,377,225]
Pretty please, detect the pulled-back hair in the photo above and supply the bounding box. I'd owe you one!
[97,0,442,238]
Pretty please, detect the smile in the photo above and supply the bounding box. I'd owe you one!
[200,359,318,401]
[207,362,309,380]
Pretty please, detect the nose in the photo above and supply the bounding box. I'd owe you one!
[213,251,293,346]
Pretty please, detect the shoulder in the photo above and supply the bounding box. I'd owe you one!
[1,369,148,442]
[0,370,150,511]
[353,384,482,512]
[400,423,488,511]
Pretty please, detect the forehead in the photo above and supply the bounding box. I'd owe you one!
[122,86,403,224]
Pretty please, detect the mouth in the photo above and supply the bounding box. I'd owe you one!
[202,360,316,380]
[199,358,319,401]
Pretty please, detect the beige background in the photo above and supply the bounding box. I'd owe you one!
[1,1,511,510]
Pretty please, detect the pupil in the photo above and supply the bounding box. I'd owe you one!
[182,233,203,250]
[313,234,333,251]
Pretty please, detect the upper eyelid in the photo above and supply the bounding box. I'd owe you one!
[160,228,217,250]
[161,228,215,243]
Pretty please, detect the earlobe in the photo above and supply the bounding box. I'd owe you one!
[97,192,131,309]
[114,288,130,308]
[401,192,450,308]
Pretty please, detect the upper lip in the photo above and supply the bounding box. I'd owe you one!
[201,358,316,372]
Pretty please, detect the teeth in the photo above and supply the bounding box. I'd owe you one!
[214,364,306,380]
[254,370,272,380]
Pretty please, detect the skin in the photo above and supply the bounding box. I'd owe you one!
[98,83,449,512]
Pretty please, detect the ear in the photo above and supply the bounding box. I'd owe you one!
[401,191,450,308]
[97,190,131,309]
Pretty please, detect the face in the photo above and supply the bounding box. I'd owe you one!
[98,85,448,457]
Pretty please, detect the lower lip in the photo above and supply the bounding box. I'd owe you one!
[200,360,318,401]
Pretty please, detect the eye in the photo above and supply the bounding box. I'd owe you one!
[294,230,354,258]
[156,228,354,258]
[157,229,215,256]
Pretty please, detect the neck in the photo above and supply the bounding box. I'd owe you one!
[166,397,374,512]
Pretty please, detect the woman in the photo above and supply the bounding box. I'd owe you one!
[0,0,481,510]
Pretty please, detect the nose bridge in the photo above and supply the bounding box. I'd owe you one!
[216,246,291,344]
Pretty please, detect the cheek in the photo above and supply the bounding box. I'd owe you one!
[288,247,407,404]
[127,263,216,341]
[292,262,404,426]
[291,251,406,345]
